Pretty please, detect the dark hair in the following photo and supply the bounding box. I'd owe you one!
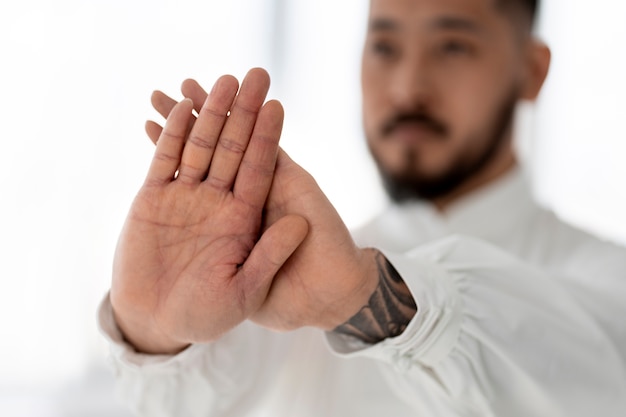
[499,0,540,30]
[518,0,538,21]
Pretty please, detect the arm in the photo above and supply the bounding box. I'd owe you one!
[102,69,309,416]
[146,81,626,415]
[328,237,626,416]
[99,294,294,417]
[333,250,417,344]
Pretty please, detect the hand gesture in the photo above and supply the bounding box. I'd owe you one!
[146,77,381,334]
[111,69,307,354]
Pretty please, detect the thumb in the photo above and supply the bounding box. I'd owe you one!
[237,214,308,312]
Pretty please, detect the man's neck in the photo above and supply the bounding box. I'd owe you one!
[432,149,518,212]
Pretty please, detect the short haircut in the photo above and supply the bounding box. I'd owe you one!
[497,0,540,32]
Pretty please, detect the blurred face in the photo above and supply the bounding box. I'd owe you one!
[362,0,529,203]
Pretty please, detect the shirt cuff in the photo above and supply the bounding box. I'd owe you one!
[325,237,464,371]
[97,292,196,371]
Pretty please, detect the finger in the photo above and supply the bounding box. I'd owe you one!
[177,75,239,185]
[145,98,194,185]
[181,79,209,112]
[151,90,178,120]
[145,120,162,145]
[205,68,271,191]
[233,100,283,209]
[151,90,197,140]
[151,80,209,118]
[238,214,309,314]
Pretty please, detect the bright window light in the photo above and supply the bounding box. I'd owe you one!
[0,0,624,415]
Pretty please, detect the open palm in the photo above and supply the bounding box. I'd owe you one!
[146,75,378,335]
[111,69,307,354]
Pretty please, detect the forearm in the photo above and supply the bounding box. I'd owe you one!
[333,249,417,344]
[327,236,626,415]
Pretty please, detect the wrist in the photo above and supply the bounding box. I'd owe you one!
[317,247,380,331]
[112,305,190,355]
[331,249,417,344]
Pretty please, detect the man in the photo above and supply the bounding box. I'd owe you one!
[100,0,626,415]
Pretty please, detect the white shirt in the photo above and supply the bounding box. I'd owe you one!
[99,168,626,416]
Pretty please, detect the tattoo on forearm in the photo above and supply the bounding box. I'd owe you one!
[333,250,417,344]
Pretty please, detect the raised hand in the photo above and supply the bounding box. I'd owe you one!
[111,69,308,354]
[148,73,418,340]
[145,78,386,334]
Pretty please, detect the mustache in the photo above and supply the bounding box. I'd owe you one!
[381,112,448,137]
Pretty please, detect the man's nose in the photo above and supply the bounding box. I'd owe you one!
[389,52,434,110]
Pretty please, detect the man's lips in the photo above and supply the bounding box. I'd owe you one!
[385,122,447,144]
[381,112,448,142]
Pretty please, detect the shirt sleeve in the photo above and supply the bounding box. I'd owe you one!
[325,235,626,417]
[97,294,289,417]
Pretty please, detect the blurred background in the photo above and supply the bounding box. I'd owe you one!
[0,0,624,415]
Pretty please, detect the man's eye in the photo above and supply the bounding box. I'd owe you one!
[372,41,396,57]
[441,41,472,55]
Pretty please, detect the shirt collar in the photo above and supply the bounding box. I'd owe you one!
[442,166,537,241]
[386,167,537,244]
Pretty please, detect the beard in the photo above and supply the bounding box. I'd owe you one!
[369,86,519,203]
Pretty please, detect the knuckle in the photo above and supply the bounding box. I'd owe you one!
[206,175,230,189]
[160,130,184,142]
[143,177,167,188]
[200,104,227,119]
[240,159,274,178]
[232,101,259,116]
[187,133,216,150]
[176,167,203,184]
[251,133,276,146]
[154,150,179,163]
[218,136,246,154]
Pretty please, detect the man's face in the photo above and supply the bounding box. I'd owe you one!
[362,0,528,202]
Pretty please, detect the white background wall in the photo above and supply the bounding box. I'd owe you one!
[0,0,624,415]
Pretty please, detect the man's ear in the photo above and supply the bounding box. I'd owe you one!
[521,40,551,101]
